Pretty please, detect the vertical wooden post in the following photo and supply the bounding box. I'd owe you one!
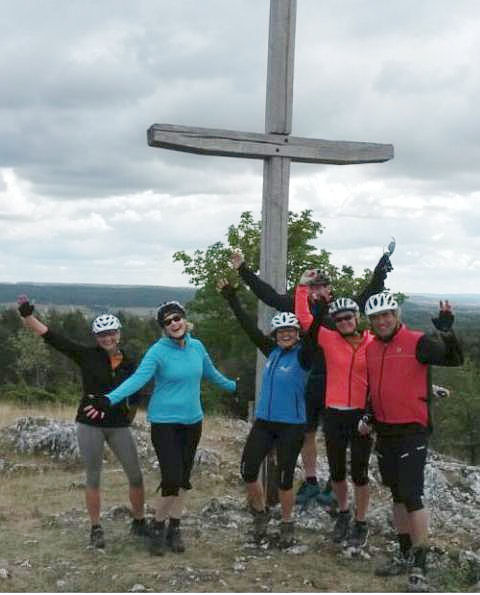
[256,0,297,506]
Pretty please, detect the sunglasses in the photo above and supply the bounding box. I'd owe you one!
[164,314,183,327]
[96,330,119,337]
[334,313,355,323]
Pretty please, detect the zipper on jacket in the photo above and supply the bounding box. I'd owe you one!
[377,343,388,421]
[267,350,282,420]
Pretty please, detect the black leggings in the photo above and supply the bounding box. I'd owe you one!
[323,408,372,486]
[151,421,202,497]
[241,419,305,490]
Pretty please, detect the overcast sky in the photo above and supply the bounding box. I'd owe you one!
[1,0,479,294]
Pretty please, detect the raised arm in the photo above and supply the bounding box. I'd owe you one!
[231,250,294,312]
[218,279,274,356]
[355,251,394,312]
[416,300,464,366]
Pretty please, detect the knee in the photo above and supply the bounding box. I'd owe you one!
[128,474,144,489]
[161,483,180,497]
[85,469,101,489]
[352,467,369,486]
[277,469,294,491]
[241,460,259,484]
[404,496,424,513]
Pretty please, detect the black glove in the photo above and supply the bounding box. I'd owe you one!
[84,395,111,420]
[375,253,393,275]
[17,295,34,318]
[432,310,454,332]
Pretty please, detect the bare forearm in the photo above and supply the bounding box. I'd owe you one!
[22,315,48,336]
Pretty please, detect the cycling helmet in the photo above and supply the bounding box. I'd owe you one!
[157,301,186,326]
[329,297,359,317]
[91,314,122,334]
[270,312,300,333]
[364,292,399,316]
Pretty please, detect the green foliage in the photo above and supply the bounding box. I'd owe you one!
[7,328,52,388]
[431,357,480,463]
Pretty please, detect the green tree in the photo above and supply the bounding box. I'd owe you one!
[8,328,52,388]
[431,358,480,464]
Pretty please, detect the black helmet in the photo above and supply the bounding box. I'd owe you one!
[157,301,186,326]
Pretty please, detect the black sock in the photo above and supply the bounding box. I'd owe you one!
[169,518,180,528]
[153,519,165,529]
[306,476,318,485]
[398,533,412,557]
[91,524,102,529]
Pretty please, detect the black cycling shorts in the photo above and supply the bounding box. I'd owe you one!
[323,408,372,485]
[241,419,305,490]
[151,421,202,497]
[375,433,427,512]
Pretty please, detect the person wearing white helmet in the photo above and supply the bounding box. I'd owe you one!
[16,295,146,549]
[362,292,464,591]
[295,284,375,549]
[83,299,237,556]
[218,279,315,548]
[230,243,395,509]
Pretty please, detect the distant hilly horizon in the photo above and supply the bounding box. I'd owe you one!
[0,281,479,311]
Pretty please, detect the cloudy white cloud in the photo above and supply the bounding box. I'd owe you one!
[0,0,479,294]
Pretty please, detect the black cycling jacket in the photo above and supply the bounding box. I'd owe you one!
[43,330,142,427]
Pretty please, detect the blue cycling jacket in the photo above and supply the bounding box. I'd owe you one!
[256,343,308,424]
[107,334,236,424]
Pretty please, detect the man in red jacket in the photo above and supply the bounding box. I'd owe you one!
[362,292,463,592]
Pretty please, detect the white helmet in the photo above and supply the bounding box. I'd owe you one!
[92,314,122,334]
[329,297,359,317]
[270,312,300,333]
[365,292,399,317]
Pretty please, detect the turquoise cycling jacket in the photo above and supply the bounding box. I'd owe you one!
[107,334,236,424]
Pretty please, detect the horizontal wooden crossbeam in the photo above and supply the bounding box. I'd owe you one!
[147,124,393,165]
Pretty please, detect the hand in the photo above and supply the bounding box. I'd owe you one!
[432,300,454,332]
[357,414,372,436]
[231,249,244,270]
[310,285,333,304]
[216,278,230,291]
[83,395,111,420]
[17,294,34,318]
[216,278,236,298]
[299,269,330,286]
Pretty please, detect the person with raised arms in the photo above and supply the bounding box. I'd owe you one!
[230,244,394,508]
[218,279,315,548]
[295,287,374,548]
[83,301,237,556]
[361,293,463,592]
[17,295,147,549]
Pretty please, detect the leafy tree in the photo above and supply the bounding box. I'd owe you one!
[431,358,480,464]
[7,328,52,388]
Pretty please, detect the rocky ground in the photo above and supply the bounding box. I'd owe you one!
[1,410,480,592]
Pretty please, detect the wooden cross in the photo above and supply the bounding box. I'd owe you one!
[147,1,393,499]
[148,0,393,322]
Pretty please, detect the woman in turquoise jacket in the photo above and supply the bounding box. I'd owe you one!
[84,301,236,556]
